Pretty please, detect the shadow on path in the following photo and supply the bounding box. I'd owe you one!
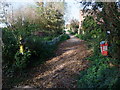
[15,34,92,88]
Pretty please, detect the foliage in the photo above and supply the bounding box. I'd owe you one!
[69,19,79,33]
[25,36,55,63]
[76,16,106,55]
[2,27,69,74]
[82,16,97,32]
[3,31,69,88]
[59,34,70,42]
[76,12,120,89]
[2,28,19,67]
[78,55,120,89]
[80,1,120,59]
[79,1,120,59]
[7,2,65,36]
[32,5,65,35]
[68,30,76,35]
[13,50,31,70]
[2,1,65,72]
[2,2,66,88]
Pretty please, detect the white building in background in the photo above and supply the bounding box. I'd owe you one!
[78,10,85,34]
[79,10,84,30]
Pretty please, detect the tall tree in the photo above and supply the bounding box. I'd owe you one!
[79,1,120,60]
[0,1,10,24]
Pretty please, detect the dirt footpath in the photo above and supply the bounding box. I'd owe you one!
[16,35,92,88]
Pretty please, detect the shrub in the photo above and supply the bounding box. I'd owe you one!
[13,50,31,70]
[77,12,120,90]
[60,34,70,41]
[3,25,70,88]
[25,36,55,58]
[68,30,76,35]
[2,29,19,71]
[78,56,120,89]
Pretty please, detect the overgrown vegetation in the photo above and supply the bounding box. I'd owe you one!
[68,30,76,35]
[75,16,106,55]
[69,19,79,33]
[78,55,120,89]
[3,29,69,88]
[69,2,120,88]
[2,1,120,88]
[2,2,69,88]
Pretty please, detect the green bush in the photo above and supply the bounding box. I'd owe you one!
[60,34,70,41]
[1,29,52,72]
[13,50,31,70]
[78,56,120,89]
[77,16,107,55]
[2,23,70,88]
[2,29,19,70]
[68,30,76,35]
[25,36,55,58]
[77,16,120,89]
[3,28,70,72]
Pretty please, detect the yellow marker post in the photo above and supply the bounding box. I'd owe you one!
[19,36,24,54]
[20,45,24,54]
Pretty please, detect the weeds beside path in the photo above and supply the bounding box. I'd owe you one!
[15,34,92,88]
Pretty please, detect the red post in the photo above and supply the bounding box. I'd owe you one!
[100,41,108,56]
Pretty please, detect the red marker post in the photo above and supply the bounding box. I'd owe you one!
[100,41,108,56]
